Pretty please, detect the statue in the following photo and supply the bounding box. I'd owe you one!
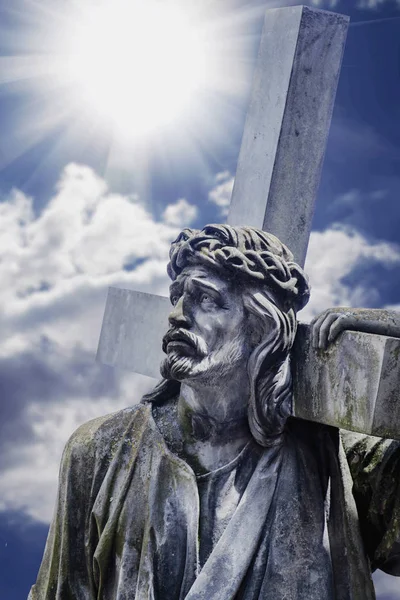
[29,225,400,600]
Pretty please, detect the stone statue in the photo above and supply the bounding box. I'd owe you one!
[29,225,400,600]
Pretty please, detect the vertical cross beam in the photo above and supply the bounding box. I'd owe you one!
[97,5,349,378]
[228,6,348,266]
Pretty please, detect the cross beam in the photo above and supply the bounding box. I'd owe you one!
[96,7,400,441]
[293,325,400,440]
[227,5,348,266]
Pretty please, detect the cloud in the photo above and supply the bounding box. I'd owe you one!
[0,163,199,522]
[162,197,198,227]
[301,224,400,321]
[208,170,234,217]
[330,188,388,212]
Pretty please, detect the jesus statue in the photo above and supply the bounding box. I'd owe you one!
[29,224,400,600]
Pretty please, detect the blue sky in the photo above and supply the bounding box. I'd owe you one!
[0,0,400,598]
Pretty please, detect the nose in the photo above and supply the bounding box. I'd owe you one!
[168,296,192,328]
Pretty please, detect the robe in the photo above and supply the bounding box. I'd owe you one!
[29,401,400,600]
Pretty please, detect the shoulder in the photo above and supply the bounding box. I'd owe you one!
[62,403,151,465]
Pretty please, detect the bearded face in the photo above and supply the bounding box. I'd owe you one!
[160,266,254,384]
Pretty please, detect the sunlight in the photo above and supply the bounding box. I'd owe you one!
[62,0,210,139]
[0,0,258,174]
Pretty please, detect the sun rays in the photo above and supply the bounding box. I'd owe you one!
[0,0,262,185]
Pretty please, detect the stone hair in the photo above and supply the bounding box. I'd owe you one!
[242,289,297,446]
[167,224,310,313]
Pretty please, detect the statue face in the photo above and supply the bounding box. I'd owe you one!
[161,266,252,382]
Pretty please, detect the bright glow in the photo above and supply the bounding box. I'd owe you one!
[0,0,255,170]
[63,0,209,138]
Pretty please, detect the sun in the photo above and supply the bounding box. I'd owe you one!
[1,0,257,167]
[61,0,210,139]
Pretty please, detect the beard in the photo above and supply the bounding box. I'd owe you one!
[160,328,248,383]
[160,350,198,380]
[160,327,207,381]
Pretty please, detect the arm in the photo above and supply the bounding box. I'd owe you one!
[341,430,400,575]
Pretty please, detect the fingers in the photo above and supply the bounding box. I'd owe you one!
[311,309,334,349]
[328,315,353,345]
[312,310,353,350]
[310,310,327,348]
[318,312,340,349]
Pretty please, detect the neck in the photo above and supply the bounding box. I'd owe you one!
[179,363,250,423]
[176,366,253,473]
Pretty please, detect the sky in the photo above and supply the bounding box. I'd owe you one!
[0,0,400,598]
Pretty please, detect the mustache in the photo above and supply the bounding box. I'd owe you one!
[162,328,208,358]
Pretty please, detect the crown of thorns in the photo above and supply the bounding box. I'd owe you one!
[167,224,310,312]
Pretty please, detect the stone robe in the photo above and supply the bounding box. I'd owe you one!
[29,401,400,600]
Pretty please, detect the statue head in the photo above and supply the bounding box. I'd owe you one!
[147,224,310,447]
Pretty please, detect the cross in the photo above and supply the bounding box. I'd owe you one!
[96,5,400,441]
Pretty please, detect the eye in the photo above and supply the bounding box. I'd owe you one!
[200,293,217,306]
[170,295,180,306]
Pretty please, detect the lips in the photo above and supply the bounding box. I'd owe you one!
[167,339,196,355]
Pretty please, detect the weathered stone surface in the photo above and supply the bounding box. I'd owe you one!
[292,323,400,439]
[227,6,349,266]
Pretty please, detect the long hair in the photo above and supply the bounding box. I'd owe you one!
[143,224,310,447]
[242,289,297,446]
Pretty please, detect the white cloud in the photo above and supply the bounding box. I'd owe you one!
[9,163,174,284]
[163,197,198,227]
[208,171,234,217]
[301,225,400,321]
[215,170,231,183]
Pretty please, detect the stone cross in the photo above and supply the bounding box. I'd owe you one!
[97,5,400,440]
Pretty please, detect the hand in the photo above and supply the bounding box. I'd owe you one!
[311,307,400,350]
[311,308,358,350]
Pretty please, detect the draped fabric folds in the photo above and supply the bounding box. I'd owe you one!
[29,403,400,600]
